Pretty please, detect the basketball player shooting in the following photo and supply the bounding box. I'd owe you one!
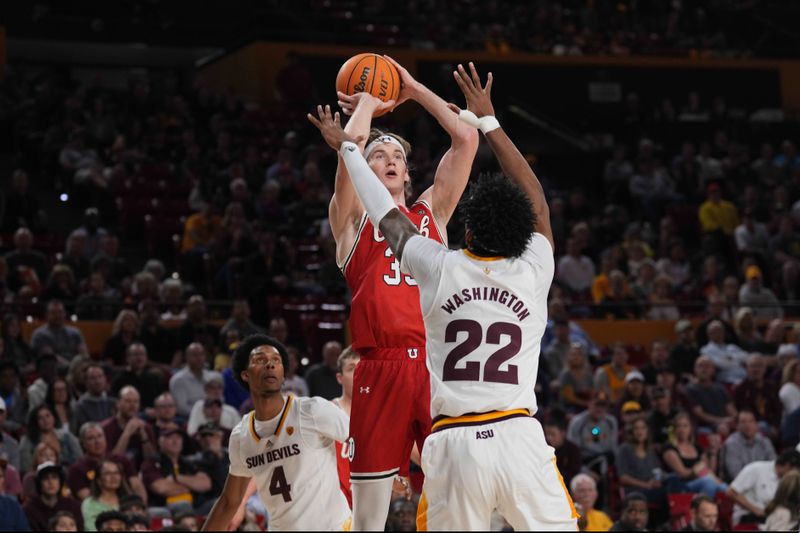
[308,62,578,530]
[327,56,478,530]
[201,335,351,531]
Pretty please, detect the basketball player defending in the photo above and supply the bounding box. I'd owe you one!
[202,335,351,531]
[309,63,578,530]
[330,56,478,530]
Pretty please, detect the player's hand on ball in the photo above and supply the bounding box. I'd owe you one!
[452,62,495,118]
[383,55,419,107]
[337,91,396,117]
[307,105,364,150]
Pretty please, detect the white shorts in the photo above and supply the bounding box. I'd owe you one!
[417,413,578,531]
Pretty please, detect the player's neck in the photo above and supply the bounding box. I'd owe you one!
[336,395,352,415]
[251,391,286,421]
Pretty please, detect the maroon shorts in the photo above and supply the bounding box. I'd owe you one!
[348,347,431,482]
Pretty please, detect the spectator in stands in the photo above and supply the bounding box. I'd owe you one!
[616,417,665,513]
[656,240,691,290]
[92,235,131,290]
[609,491,648,532]
[187,422,229,514]
[176,296,220,357]
[68,422,145,502]
[543,319,571,380]
[640,340,670,385]
[662,412,727,497]
[61,232,90,284]
[733,307,769,353]
[543,411,581,490]
[764,470,800,531]
[670,319,699,381]
[0,399,21,471]
[80,458,131,531]
[46,377,74,431]
[71,364,115,434]
[556,237,595,297]
[4,227,48,292]
[75,272,119,321]
[0,361,27,436]
[268,317,289,345]
[102,310,139,366]
[23,462,83,530]
[110,343,166,409]
[570,473,612,532]
[20,441,58,499]
[567,390,618,477]
[647,275,680,320]
[27,352,58,413]
[30,300,88,361]
[648,386,679,447]
[141,428,211,513]
[1,169,44,232]
[735,207,770,257]
[616,371,651,415]
[92,509,128,532]
[769,216,800,300]
[304,341,343,400]
[726,449,800,526]
[101,386,156,468]
[698,181,739,244]
[599,270,641,319]
[385,498,415,532]
[42,265,78,304]
[118,494,146,519]
[594,342,633,403]
[558,342,594,413]
[700,320,748,385]
[219,299,263,340]
[542,298,600,359]
[734,354,781,433]
[174,509,200,530]
[137,299,176,366]
[683,494,719,532]
[739,265,783,320]
[780,359,800,418]
[47,510,78,531]
[125,514,149,531]
[695,294,739,348]
[186,376,238,436]
[0,465,30,530]
[2,313,35,373]
[722,410,776,481]
[20,404,82,473]
[282,346,309,397]
[170,342,223,417]
[686,356,737,433]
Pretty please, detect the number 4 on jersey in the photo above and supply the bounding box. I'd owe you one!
[269,466,292,502]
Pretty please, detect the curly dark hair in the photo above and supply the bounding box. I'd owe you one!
[232,334,290,391]
[461,173,535,258]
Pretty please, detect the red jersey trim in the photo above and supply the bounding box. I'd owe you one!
[339,212,369,275]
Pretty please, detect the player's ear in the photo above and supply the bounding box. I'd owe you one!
[240,370,249,385]
[336,373,343,386]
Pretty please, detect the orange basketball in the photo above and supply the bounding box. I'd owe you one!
[336,53,401,117]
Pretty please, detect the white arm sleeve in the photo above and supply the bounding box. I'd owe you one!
[400,235,448,314]
[340,141,397,226]
[301,397,350,445]
[228,423,253,477]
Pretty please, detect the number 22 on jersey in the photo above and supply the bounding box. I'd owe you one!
[442,319,521,384]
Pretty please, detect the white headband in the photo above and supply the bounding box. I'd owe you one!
[364,135,406,160]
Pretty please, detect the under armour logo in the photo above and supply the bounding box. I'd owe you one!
[360,387,370,394]
[346,145,356,152]
[408,348,419,359]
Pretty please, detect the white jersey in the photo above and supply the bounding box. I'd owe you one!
[400,233,554,418]
[228,394,351,531]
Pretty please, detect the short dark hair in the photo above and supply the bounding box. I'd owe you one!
[0,360,21,377]
[95,510,128,531]
[173,509,196,523]
[126,515,150,529]
[544,408,568,431]
[47,511,77,530]
[691,493,715,511]
[777,449,800,468]
[621,491,648,511]
[461,173,535,259]
[232,334,290,391]
[119,494,146,513]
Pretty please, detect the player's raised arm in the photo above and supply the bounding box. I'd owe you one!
[449,62,554,251]
[383,56,479,227]
[308,105,420,262]
[201,473,252,531]
[329,93,394,260]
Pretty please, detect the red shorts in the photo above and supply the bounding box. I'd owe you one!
[349,348,431,482]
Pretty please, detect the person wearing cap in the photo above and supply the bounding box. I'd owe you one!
[567,390,619,480]
[141,425,211,514]
[670,319,699,381]
[739,265,783,320]
[186,422,229,514]
[594,343,633,403]
[700,320,748,386]
[101,386,156,469]
[22,462,83,530]
[722,409,776,481]
[186,376,239,437]
[616,370,650,417]
[726,449,800,525]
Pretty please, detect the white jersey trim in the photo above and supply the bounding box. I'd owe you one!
[415,199,448,248]
[339,212,369,274]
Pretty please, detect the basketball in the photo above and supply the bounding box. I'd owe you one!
[336,53,401,117]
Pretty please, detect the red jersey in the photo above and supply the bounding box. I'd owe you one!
[343,201,445,353]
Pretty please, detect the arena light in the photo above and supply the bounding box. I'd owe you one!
[59,193,69,202]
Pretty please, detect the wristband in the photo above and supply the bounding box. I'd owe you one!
[456,109,500,133]
[458,109,481,128]
[479,116,500,133]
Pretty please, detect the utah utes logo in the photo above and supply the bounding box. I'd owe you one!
[407,348,419,359]
[346,437,355,462]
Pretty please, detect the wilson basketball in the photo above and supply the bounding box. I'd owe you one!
[336,53,401,117]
